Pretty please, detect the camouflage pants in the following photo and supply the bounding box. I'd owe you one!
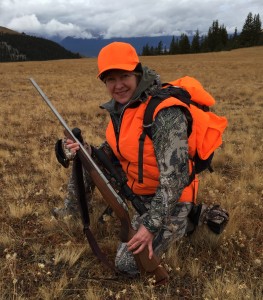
[64,168,95,213]
[115,201,194,275]
[63,167,194,276]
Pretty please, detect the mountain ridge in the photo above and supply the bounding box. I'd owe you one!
[59,35,188,57]
[1,26,183,58]
[0,27,81,62]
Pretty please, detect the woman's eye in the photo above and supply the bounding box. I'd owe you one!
[121,74,130,79]
[106,77,115,83]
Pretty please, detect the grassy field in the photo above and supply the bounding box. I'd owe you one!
[0,47,262,299]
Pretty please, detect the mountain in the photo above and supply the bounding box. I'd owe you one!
[0,27,81,62]
[59,35,181,57]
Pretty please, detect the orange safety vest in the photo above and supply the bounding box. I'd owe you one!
[106,97,198,202]
[105,76,227,203]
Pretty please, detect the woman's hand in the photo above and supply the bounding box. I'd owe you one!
[65,138,80,153]
[62,138,80,160]
[127,224,154,259]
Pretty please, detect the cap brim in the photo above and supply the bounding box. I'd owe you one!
[97,63,138,78]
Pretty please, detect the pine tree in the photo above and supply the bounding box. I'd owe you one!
[228,27,239,49]
[219,24,228,50]
[178,34,190,54]
[191,30,200,53]
[140,11,262,56]
[169,36,177,54]
[199,35,209,52]
[205,20,229,51]
[239,12,262,47]
[252,13,262,45]
[240,12,254,46]
[142,43,150,56]
[156,41,163,55]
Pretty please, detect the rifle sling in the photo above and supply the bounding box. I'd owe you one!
[73,153,117,273]
[83,225,116,271]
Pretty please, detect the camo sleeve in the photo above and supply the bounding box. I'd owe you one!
[64,141,117,212]
[141,106,189,233]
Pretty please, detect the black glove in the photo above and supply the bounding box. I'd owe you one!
[55,128,87,168]
[55,139,70,168]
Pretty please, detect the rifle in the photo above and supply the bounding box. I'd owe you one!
[30,78,169,285]
[92,146,149,223]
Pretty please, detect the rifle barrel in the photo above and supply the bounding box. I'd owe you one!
[29,78,128,211]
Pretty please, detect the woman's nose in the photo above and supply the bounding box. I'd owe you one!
[114,78,124,88]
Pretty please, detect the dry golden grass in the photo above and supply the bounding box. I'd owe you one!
[0,47,262,299]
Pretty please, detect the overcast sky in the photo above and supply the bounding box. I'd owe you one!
[1,0,262,39]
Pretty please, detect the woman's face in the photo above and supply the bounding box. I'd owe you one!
[104,70,138,105]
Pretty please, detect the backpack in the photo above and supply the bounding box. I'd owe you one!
[140,76,228,184]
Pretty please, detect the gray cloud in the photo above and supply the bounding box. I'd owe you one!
[1,0,262,39]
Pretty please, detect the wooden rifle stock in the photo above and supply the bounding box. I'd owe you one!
[30,78,169,284]
[78,149,168,282]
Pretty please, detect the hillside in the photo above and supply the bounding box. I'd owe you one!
[0,26,21,35]
[0,27,81,62]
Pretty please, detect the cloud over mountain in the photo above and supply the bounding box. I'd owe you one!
[1,0,262,39]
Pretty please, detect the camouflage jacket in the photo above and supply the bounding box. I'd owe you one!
[99,67,189,233]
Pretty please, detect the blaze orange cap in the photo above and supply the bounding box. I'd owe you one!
[97,42,139,78]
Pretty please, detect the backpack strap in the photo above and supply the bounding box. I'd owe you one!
[143,86,192,138]
[138,86,192,183]
[138,95,166,183]
[138,131,147,183]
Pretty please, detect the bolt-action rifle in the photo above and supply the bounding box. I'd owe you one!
[30,78,169,285]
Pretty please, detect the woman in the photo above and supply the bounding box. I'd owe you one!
[54,42,225,276]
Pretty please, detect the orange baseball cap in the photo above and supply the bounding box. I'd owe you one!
[97,42,139,78]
